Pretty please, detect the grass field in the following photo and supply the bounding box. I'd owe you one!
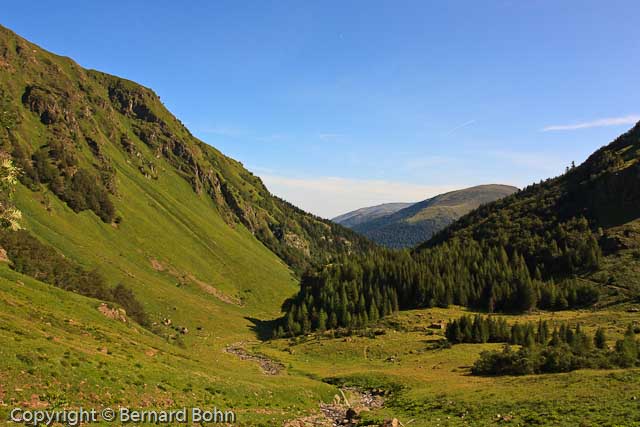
[256,307,640,426]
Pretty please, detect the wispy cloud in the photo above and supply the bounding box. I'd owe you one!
[257,173,462,218]
[542,115,640,132]
[444,119,476,136]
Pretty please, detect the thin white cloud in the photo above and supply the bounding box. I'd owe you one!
[257,173,463,219]
[542,115,640,132]
[444,119,476,136]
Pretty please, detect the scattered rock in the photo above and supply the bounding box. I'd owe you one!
[345,407,358,422]
[224,343,283,375]
[97,303,127,322]
[428,322,445,330]
[382,419,399,427]
[283,232,311,257]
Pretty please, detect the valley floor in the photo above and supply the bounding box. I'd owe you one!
[1,267,639,426]
[256,307,640,427]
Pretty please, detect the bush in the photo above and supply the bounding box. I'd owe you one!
[112,283,148,326]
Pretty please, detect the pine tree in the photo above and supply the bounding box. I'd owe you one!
[594,327,607,349]
[318,309,327,331]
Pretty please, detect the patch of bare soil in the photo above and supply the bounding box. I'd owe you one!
[224,342,283,375]
[149,258,165,271]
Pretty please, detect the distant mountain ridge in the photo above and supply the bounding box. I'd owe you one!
[334,184,518,248]
[332,202,413,228]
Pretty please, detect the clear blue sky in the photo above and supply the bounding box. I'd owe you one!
[4,1,639,217]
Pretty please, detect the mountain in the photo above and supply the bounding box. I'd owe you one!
[332,202,412,228]
[336,184,518,248]
[283,124,640,334]
[0,24,374,274]
[0,25,372,423]
[420,122,640,294]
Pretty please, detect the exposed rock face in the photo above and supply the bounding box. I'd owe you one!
[22,85,66,125]
[107,81,159,123]
[283,232,311,257]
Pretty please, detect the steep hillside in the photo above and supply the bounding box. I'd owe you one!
[421,123,640,294]
[344,185,517,248]
[0,25,372,423]
[333,202,412,228]
[282,125,640,335]
[0,24,372,278]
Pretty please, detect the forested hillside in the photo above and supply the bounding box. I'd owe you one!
[281,124,640,335]
[340,184,517,248]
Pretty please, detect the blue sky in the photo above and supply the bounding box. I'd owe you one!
[4,1,639,217]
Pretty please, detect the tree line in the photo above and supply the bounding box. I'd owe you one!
[277,233,600,337]
[441,314,640,375]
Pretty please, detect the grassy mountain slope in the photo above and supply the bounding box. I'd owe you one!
[0,265,336,425]
[0,24,373,424]
[345,184,517,248]
[332,202,412,228]
[0,24,371,277]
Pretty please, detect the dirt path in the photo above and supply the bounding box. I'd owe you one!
[224,342,284,375]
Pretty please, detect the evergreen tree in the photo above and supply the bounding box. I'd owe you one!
[594,327,607,349]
